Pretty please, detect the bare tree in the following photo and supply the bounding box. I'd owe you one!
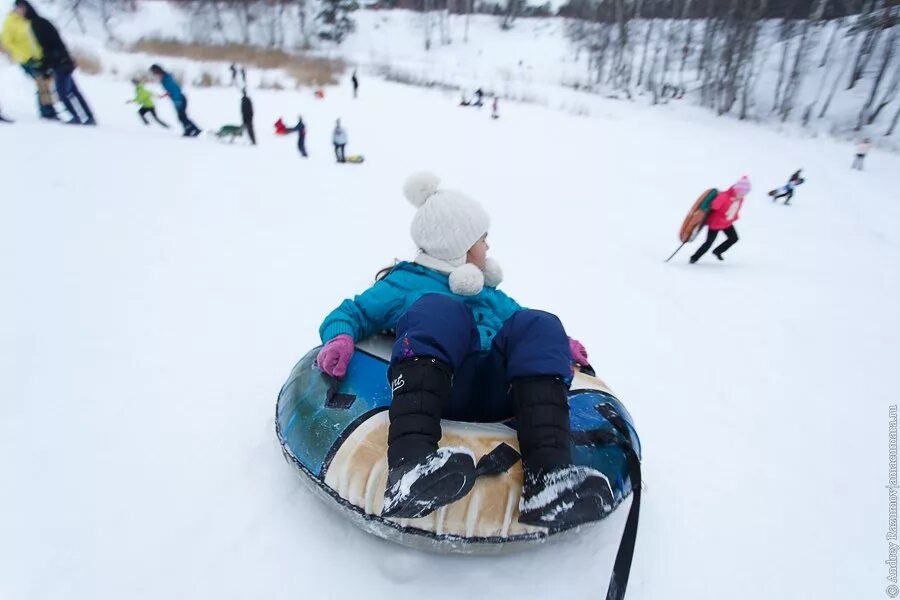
[847,0,886,89]
[886,97,900,134]
[868,56,900,124]
[856,23,897,129]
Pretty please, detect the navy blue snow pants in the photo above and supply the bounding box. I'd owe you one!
[390,294,572,423]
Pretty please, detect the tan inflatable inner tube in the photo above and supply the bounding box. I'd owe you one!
[324,413,546,539]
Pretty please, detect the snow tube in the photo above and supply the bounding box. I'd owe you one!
[679,188,718,243]
[275,335,641,555]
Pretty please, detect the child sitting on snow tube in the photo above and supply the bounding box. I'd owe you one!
[315,172,612,529]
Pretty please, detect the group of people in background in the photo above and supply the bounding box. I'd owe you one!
[688,136,874,265]
[275,115,351,162]
[2,0,94,124]
[229,63,247,88]
[459,87,500,119]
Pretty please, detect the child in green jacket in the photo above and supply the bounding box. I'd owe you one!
[128,79,168,128]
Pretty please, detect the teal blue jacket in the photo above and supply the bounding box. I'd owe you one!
[319,262,522,350]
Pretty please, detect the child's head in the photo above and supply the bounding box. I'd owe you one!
[131,78,140,86]
[404,172,499,295]
[732,176,751,198]
[404,171,490,266]
[13,0,33,19]
[149,64,164,80]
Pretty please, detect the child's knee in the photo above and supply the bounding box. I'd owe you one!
[505,309,566,339]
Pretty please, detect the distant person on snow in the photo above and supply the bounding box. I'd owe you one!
[768,169,803,205]
[241,88,255,145]
[15,0,94,125]
[315,171,610,529]
[690,176,751,264]
[1,7,57,119]
[149,63,201,137]
[287,116,307,157]
[491,97,499,119]
[240,66,246,87]
[852,138,872,170]
[332,118,348,163]
[474,88,484,107]
[351,70,359,98]
[128,78,168,128]
[229,63,237,87]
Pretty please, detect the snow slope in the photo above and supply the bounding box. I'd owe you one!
[1,60,898,598]
[40,2,900,147]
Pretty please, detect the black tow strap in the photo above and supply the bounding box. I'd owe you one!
[596,403,642,600]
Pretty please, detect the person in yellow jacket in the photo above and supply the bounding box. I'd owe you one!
[127,78,168,128]
[1,9,57,119]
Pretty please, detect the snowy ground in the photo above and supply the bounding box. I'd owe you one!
[1,60,897,599]
[44,2,900,148]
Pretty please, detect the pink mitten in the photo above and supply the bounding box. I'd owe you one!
[316,334,355,378]
[569,337,590,367]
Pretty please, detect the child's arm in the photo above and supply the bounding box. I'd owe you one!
[319,275,409,343]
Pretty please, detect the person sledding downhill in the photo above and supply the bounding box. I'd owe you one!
[768,169,803,205]
[690,176,751,264]
[315,172,612,529]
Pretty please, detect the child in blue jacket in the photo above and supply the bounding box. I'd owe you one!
[316,172,611,529]
[149,64,200,137]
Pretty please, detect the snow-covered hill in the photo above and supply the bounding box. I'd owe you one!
[1,43,897,598]
[17,1,900,147]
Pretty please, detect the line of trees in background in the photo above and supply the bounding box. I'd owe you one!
[52,0,900,135]
[562,0,900,135]
[61,0,358,48]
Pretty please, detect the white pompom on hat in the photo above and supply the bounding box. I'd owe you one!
[404,171,500,296]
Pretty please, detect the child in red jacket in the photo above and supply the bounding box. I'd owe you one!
[690,176,751,264]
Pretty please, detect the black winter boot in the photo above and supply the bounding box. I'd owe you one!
[381,358,477,519]
[513,377,613,530]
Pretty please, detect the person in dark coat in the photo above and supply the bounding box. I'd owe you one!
[351,70,359,99]
[149,63,200,137]
[287,116,308,157]
[240,89,255,145]
[15,0,94,125]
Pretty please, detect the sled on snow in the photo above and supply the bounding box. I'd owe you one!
[665,188,718,262]
[276,334,642,597]
[679,188,718,243]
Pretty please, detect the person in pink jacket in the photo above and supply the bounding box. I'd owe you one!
[690,176,751,264]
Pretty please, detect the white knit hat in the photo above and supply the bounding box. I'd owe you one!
[404,171,502,296]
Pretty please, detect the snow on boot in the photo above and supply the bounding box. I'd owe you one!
[381,358,476,519]
[519,464,613,529]
[512,377,612,529]
[382,446,477,519]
